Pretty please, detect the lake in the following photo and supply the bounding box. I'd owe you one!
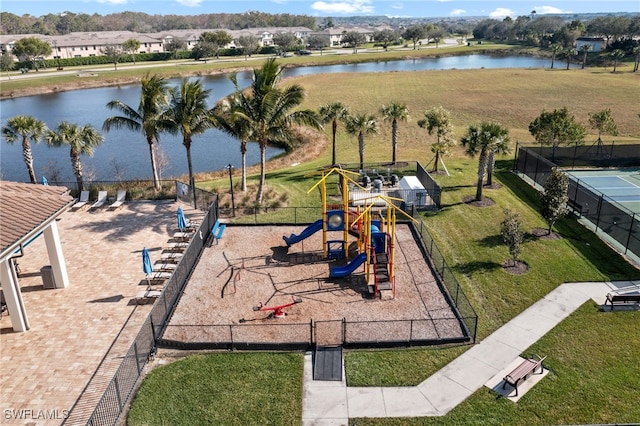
[0,54,560,183]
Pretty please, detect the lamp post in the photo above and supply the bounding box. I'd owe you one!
[226,164,235,217]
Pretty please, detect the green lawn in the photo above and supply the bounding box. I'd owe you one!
[127,64,640,424]
[127,353,303,426]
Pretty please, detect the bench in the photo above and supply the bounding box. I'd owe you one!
[605,293,640,311]
[502,354,546,396]
[566,199,582,215]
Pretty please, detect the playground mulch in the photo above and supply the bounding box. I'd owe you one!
[163,224,465,345]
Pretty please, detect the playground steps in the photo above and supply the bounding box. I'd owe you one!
[313,346,343,381]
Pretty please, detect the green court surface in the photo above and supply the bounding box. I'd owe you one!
[569,168,640,215]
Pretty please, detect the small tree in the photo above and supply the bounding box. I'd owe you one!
[501,209,524,266]
[373,29,398,51]
[237,35,259,60]
[588,109,618,146]
[273,32,299,55]
[610,49,625,73]
[402,25,427,50]
[307,34,330,54]
[540,168,569,235]
[1,54,15,79]
[418,106,454,173]
[341,31,366,54]
[529,107,586,149]
[579,43,592,69]
[122,38,140,65]
[11,37,51,72]
[101,45,123,71]
[166,38,186,61]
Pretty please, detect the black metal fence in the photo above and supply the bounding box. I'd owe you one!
[514,145,640,261]
[156,219,477,351]
[416,162,442,208]
[534,141,640,169]
[74,201,219,426]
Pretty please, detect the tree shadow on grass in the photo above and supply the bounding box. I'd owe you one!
[453,260,503,275]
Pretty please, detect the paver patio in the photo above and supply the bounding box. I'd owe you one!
[0,200,203,426]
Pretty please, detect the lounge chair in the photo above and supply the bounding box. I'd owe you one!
[135,289,162,305]
[90,191,108,209]
[109,190,127,209]
[72,191,90,210]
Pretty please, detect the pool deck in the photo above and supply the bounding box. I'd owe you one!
[0,200,203,426]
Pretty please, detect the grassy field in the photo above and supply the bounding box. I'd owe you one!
[126,65,640,424]
[127,353,303,426]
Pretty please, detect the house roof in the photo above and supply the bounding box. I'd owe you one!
[0,182,73,260]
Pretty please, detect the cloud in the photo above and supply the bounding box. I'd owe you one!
[391,2,404,10]
[450,8,466,16]
[96,0,128,5]
[176,0,202,6]
[311,0,375,14]
[533,5,571,14]
[489,8,515,18]
[272,0,288,4]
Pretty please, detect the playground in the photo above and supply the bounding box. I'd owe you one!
[163,169,466,347]
[162,223,465,346]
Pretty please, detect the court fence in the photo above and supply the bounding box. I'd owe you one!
[514,144,640,262]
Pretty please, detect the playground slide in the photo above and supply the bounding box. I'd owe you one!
[283,219,323,246]
[329,252,368,278]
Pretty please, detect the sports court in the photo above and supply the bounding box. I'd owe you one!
[567,168,640,214]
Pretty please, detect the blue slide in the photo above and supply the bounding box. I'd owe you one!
[330,252,367,278]
[283,219,323,246]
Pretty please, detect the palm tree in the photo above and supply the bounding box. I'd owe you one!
[212,91,252,192]
[486,135,511,187]
[550,44,563,69]
[319,102,350,166]
[102,73,170,191]
[610,49,625,73]
[230,58,322,205]
[2,115,47,183]
[563,47,575,70]
[579,44,592,69]
[162,78,213,204]
[417,106,454,173]
[460,122,510,201]
[345,113,378,171]
[45,121,104,192]
[633,46,640,72]
[380,102,409,164]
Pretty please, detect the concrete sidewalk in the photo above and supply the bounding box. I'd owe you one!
[302,281,638,424]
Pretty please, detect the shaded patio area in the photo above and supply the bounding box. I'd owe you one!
[0,200,203,425]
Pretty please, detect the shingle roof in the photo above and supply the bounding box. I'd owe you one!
[0,182,73,259]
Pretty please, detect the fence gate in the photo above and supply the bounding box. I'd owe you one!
[313,319,344,346]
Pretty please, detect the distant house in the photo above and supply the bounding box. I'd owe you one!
[576,37,605,52]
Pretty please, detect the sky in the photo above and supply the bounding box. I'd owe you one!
[2,0,638,19]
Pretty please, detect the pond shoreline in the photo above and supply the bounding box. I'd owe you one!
[1,47,542,100]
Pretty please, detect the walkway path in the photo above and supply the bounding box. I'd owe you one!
[302,280,639,424]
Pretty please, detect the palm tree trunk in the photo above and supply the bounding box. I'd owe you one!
[582,52,587,69]
[70,151,84,192]
[185,140,196,208]
[391,120,398,164]
[358,133,365,171]
[256,141,267,205]
[476,153,488,201]
[22,137,37,184]
[241,141,247,192]
[147,138,161,191]
[332,120,338,165]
